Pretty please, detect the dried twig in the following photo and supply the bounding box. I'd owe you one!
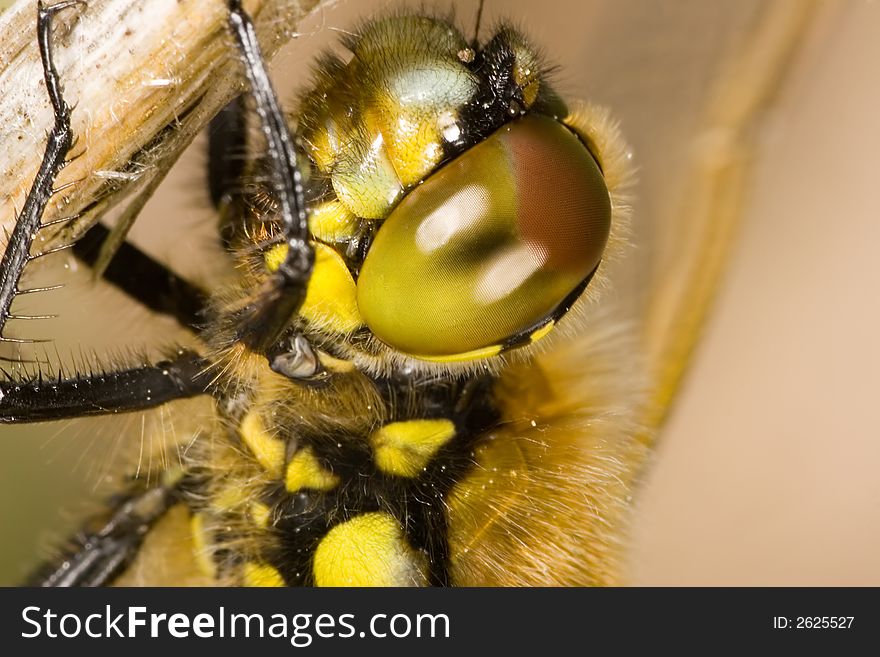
[0,0,322,251]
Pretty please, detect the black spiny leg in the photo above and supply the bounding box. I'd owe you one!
[27,475,189,587]
[72,222,208,331]
[209,94,263,252]
[2,5,207,336]
[226,1,315,354]
[208,95,247,206]
[0,1,83,343]
[0,350,211,424]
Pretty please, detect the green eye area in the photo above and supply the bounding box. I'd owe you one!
[357,114,611,361]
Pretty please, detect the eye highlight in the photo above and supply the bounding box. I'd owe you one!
[357,114,611,360]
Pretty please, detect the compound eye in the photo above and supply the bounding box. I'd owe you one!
[357,114,611,361]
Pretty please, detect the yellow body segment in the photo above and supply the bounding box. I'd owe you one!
[211,484,251,513]
[331,139,404,219]
[112,505,216,587]
[308,200,361,243]
[410,344,503,363]
[362,58,476,187]
[243,562,285,587]
[529,321,556,343]
[298,16,477,221]
[370,419,456,478]
[239,411,285,478]
[265,242,362,334]
[301,244,362,333]
[316,351,357,374]
[285,446,340,493]
[506,30,542,108]
[313,512,427,586]
[190,513,217,579]
[249,502,271,529]
[264,243,287,272]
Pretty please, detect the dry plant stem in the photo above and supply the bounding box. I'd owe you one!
[0,0,322,251]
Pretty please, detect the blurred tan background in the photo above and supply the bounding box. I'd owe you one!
[629,1,880,585]
[1,0,878,585]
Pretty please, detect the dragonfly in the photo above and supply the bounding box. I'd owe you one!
[0,0,827,585]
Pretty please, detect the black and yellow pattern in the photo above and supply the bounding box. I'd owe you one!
[162,12,637,587]
[15,7,640,588]
[213,13,629,373]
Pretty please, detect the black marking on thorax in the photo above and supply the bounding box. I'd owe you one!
[263,370,499,586]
